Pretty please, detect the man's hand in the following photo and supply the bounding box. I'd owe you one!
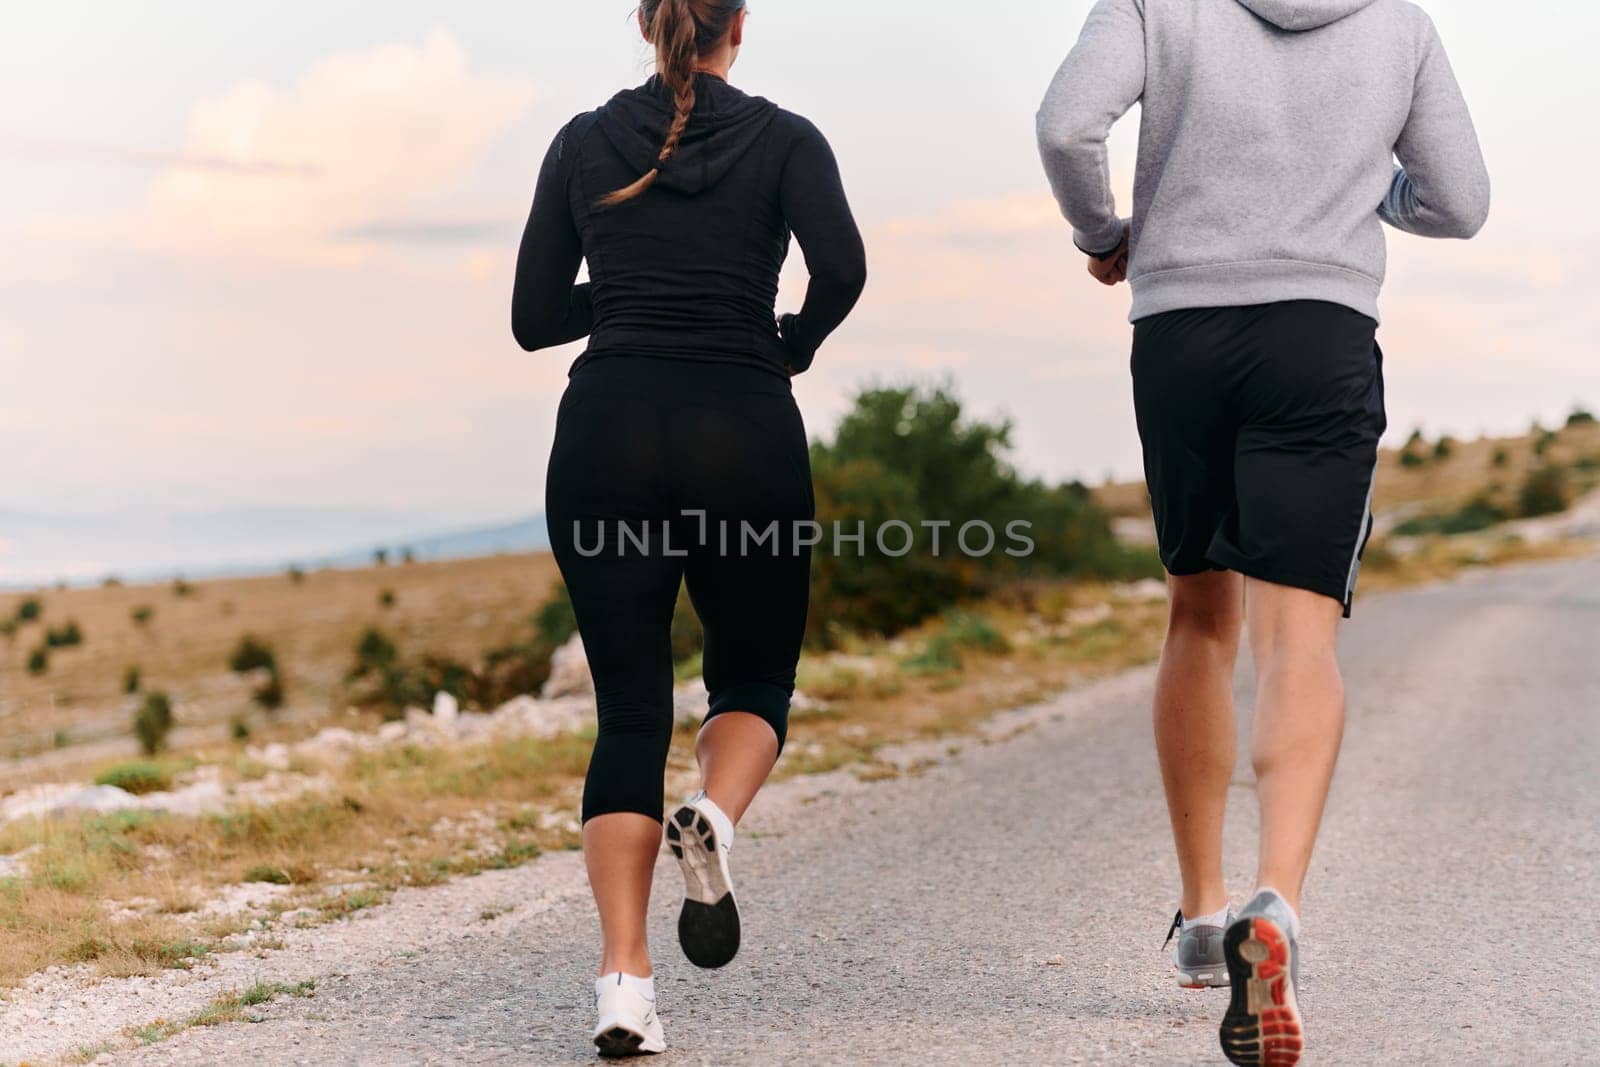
[1086,223,1130,286]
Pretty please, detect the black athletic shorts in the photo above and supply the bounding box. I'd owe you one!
[1131,300,1386,617]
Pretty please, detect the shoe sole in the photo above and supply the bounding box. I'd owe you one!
[666,803,740,969]
[1219,917,1303,1067]
[1176,965,1230,989]
[594,1025,661,1058]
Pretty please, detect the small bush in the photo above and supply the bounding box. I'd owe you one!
[532,584,578,647]
[133,692,176,756]
[286,565,306,584]
[26,647,48,674]
[351,627,399,677]
[1567,407,1597,427]
[253,672,285,710]
[900,634,963,676]
[1404,428,1425,448]
[131,605,155,627]
[1394,494,1510,536]
[373,548,389,567]
[1518,465,1570,518]
[1491,447,1510,468]
[379,589,396,609]
[15,598,42,623]
[228,635,277,674]
[123,665,142,694]
[1399,447,1427,468]
[173,578,196,598]
[401,547,417,564]
[1432,436,1455,461]
[242,864,292,885]
[95,759,171,795]
[230,715,252,741]
[45,620,84,648]
[0,618,17,642]
[943,610,1011,654]
[1534,431,1559,457]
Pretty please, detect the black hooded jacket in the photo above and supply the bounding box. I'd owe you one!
[511,74,866,376]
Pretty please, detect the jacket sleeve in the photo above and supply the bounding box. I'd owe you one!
[511,120,594,352]
[1378,15,1490,239]
[1035,0,1146,256]
[777,119,867,374]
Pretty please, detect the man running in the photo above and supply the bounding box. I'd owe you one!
[1036,1,1487,1063]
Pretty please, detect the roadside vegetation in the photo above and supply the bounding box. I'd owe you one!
[0,389,1595,994]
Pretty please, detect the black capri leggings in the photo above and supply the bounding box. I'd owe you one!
[546,357,814,824]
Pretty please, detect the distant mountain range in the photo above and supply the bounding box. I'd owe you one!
[0,508,549,590]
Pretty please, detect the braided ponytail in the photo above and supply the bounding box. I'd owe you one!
[599,0,745,208]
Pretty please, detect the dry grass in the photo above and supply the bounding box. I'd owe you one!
[1095,421,1600,518]
[0,552,561,766]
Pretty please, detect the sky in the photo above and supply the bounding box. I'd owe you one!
[2,1,1596,583]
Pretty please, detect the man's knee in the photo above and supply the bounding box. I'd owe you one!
[1167,571,1243,643]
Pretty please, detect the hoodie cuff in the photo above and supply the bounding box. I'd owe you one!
[1073,219,1126,259]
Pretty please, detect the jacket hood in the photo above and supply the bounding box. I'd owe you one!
[1234,0,1378,31]
[596,73,777,197]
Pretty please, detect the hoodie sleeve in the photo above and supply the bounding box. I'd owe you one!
[511,120,594,352]
[1378,14,1490,239]
[1036,0,1146,257]
[777,118,867,374]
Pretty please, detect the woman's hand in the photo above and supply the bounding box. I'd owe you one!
[1086,222,1131,286]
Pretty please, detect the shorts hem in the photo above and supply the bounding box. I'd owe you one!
[707,682,792,752]
[1200,549,1355,618]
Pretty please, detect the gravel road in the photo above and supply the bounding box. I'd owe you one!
[14,555,1600,1065]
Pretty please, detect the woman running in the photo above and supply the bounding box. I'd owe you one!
[511,0,865,1056]
[1037,1,1486,1064]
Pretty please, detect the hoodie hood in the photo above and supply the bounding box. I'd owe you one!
[596,73,778,197]
[1234,0,1378,31]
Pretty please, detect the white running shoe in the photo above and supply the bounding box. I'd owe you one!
[665,790,740,968]
[592,973,665,1058]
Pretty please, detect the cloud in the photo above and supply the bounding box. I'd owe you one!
[141,29,537,264]
[0,135,322,177]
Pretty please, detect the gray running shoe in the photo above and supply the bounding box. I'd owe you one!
[1165,909,1232,989]
[1220,889,1304,1067]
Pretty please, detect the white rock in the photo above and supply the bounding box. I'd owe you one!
[377,721,409,743]
[1,783,140,823]
[140,779,229,817]
[1114,578,1169,603]
[541,633,593,699]
[432,691,460,723]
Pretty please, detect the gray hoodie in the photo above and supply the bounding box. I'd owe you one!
[1036,0,1490,323]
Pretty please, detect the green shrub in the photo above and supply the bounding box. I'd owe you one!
[1534,431,1559,457]
[15,597,42,623]
[1399,447,1427,468]
[532,584,578,647]
[286,565,306,584]
[1491,447,1510,468]
[242,864,292,885]
[26,647,48,674]
[96,758,171,794]
[228,635,277,674]
[373,548,390,567]
[379,589,396,609]
[1404,428,1426,449]
[1518,465,1570,518]
[943,610,1011,653]
[253,672,285,710]
[900,634,963,676]
[1432,436,1456,461]
[351,628,398,677]
[230,715,252,742]
[1393,494,1509,536]
[123,665,142,695]
[45,620,83,648]
[131,605,155,627]
[172,578,195,598]
[132,692,175,756]
[1567,407,1596,427]
[0,618,17,643]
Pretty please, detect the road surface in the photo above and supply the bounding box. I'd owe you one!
[90,555,1600,1064]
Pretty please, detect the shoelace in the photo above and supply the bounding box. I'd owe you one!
[1163,908,1184,948]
